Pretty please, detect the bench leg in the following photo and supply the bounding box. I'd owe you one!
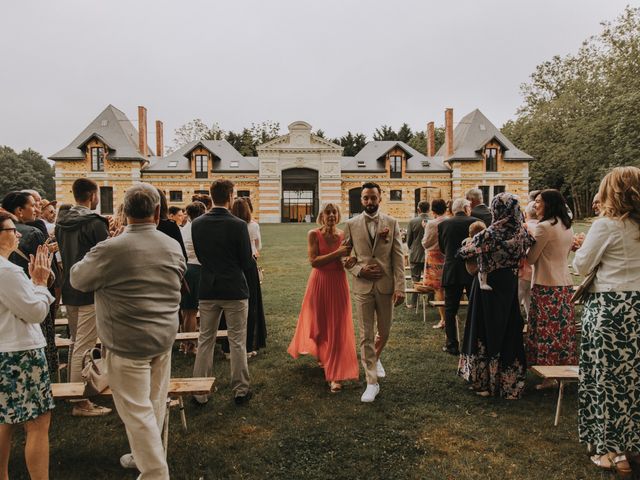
[554,380,565,427]
[163,398,170,456]
[422,295,427,324]
[179,397,188,431]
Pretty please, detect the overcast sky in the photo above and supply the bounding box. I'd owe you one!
[0,0,636,157]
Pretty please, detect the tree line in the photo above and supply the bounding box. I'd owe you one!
[0,146,55,200]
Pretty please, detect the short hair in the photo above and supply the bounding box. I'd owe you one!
[451,198,470,214]
[0,209,18,226]
[58,203,73,213]
[431,199,447,215]
[529,190,541,202]
[466,188,483,204]
[123,183,160,220]
[72,178,98,203]
[168,206,183,216]
[317,202,342,226]
[361,182,381,195]
[469,220,486,237]
[191,194,212,210]
[21,189,42,202]
[525,201,537,220]
[1,191,33,214]
[185,201,206,221]
[417,201,430,213]
[231,197,252,223]
[210,180,234,205]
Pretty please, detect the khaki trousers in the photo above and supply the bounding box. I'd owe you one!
[193,299,250,402]
[66,304,98,383]
[354,290,393,384]
[105,349,171,480]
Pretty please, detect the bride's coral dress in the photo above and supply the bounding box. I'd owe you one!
[287,229,359,382]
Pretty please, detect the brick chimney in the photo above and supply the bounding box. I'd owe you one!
[138,106,148,157]
[445,108,454,157]
[427,121,435,157]
[155,120,164,157]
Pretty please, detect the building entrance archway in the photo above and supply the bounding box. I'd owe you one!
[281,168,318,223]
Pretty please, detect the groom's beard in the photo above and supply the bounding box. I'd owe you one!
[364,204,379,215]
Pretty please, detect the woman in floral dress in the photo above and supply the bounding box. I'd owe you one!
[573,166,640,476]
[457,193,534,399]
[526,189,577,388]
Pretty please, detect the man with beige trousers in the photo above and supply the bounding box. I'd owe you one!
[344,182,405,402]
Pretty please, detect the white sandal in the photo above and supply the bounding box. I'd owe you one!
[590,453,632,477]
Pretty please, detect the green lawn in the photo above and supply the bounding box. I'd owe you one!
[8,221,614,479]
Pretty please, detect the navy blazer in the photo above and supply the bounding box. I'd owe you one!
[191,208,256,300]
[437,213,480,287]
[471,204,492,228]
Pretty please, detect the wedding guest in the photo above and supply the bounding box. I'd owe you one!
[592,193,601,217]
[168,206,185,227]
[288,203,358,393]
[526,189,578,388]
[70,183,185,479]
[421,199,447,329]
[573,166,640,476]
[466,188,492,226]
[180,201,206,354]
[406,201,429,308]
[157,189,187,260]
[40,200,57,234]
[192,194,213,211]
[457,193,534,399]
[21,190,47,236]
[1,192,58,377]
[518,202,538,320]
[0,214,55,480]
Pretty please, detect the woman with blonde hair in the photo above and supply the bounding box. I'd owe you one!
[574,166,640,476]
[288,202,359,393]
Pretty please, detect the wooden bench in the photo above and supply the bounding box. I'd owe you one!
[55,330,228,349]
[55,318,68,327]
[52,377,215,451]
[530,365,579,426]
[404,288,429,323]
[429,300,469,307]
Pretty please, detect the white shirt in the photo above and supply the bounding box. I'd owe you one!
[181,221,200,265]
[363,211,380,239]
[573,217,640,292]
[0,256,53,352]
[247,221,262,256]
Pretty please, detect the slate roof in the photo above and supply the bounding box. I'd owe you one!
[435,109,533,162]
[50,104,152,161]
[144,140,259,173]
[341,141,450,173]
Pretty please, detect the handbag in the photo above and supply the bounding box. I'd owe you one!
[571,267,598,304]
[81,348,109,397]
[257,266,265,284]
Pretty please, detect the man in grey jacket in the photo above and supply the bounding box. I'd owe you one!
[71,183,186,480]
[406,201,429,308]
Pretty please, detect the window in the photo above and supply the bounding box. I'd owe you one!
[357,160,366,168]
[169,191,183,202]
[168,161,178,168]
[99,187,113,214]
[485,148,498,172]
[390,190,402,201]
[390,155,402,178]
[237,190,250,198]
[91,147,104,171]
[195,154,208,178]
[230,160,239,168]
[479,186,490,205]
[494,185,505,195]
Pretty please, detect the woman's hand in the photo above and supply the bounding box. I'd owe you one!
[335,245,352,257]
[571,232,586,251]
[29,244,52,287]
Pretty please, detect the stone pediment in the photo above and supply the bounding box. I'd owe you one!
[257,120,342,153]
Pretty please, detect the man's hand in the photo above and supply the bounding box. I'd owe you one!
[359,263,383,280]
[392,290,405,306]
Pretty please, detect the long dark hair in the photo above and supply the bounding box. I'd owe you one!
[538,189,572,229]
[231,198,251,223]
[156,188,168,220]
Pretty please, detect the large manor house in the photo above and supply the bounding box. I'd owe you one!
[51,105,533,222]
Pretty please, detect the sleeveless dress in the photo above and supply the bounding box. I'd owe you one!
[287,229,359,382]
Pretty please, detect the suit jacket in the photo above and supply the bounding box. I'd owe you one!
[438,213,480,287]
[471,204,492,227]
[191,207,256,300]
[406,214,428,264]
[344,212,405,295]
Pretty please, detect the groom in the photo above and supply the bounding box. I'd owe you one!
[344,182,405,402]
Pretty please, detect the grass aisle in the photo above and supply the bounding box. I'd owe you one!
[11,223,598,479]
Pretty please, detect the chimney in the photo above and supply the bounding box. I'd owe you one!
[427,121,435,157]
[155,120,164,157]
[138,106,148,157]
[445,108,454,157]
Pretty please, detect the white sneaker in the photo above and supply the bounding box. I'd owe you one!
[360,383,380,403]
[376,359,386,378]
[120,453,137,469]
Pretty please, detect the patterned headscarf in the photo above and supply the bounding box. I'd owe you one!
[459,192,535,272]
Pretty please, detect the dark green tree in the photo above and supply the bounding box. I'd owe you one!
[373,125,397,141]
[0,146,55,200]
[397,123,413,143]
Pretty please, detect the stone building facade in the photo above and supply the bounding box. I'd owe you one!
[51,105,533,221]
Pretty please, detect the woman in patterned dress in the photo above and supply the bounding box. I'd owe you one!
[457,193,534,399]
[421,199,448,329]
[573,166,640,476]
[0,211,55,479]
[525,189,578,388]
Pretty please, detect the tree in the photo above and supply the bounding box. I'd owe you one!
[373,125,398,141]
[170,119,224,152]
[0,146,55,200]
[397,123,414,143]
[334,132,367,156]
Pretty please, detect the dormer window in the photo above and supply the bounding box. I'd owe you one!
[390,155,402,178]
[168,161,178,168]
[357,160,366,168]
[230,160,239,168]
[195,154,208,178]
[91,147,104,171]
[485,148,498,172]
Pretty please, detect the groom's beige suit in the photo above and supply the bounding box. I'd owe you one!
[344,211,405,384]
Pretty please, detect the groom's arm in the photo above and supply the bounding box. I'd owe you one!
[343,221,363,278]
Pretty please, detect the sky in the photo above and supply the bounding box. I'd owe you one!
[0,0,637,157]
